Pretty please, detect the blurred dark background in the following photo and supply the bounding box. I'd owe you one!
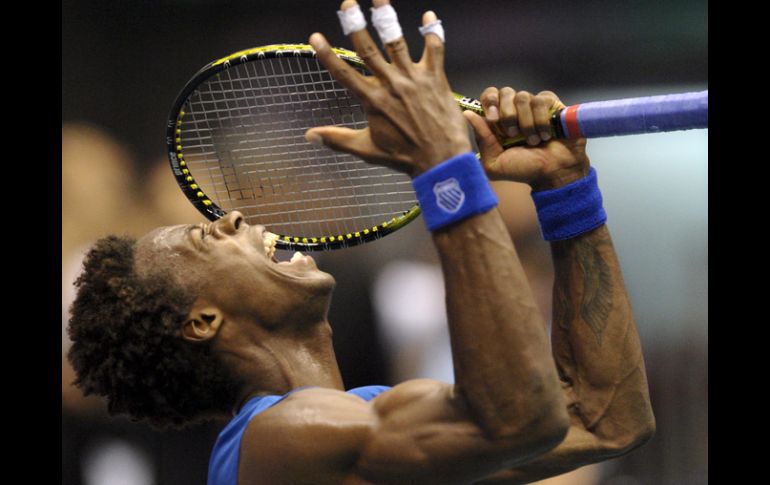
[62,1,707,484]
[62,0,707,167]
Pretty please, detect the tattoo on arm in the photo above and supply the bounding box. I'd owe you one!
[575,239,613,344]
[553,232,613,344]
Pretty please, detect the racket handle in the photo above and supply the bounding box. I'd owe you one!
[553,90,708,139]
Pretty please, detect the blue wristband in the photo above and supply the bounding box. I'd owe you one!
[412,152,499,232]
[531,167,607,241]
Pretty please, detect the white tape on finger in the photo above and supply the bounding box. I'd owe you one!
[419,20,445,43]
[337,4,367,35]
[371,4,403,44]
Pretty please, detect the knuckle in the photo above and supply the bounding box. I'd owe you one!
[481,86,499,101]
[358,43,382,61]
[365,90,387,109]
[531,101,546,115]
[426,38,444,55]
[388,39,412,60]
[515,91,532,105]
[388,38,407,50]
[537,90,564,108]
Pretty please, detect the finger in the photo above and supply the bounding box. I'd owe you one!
[531,94,552,142]
[371,0,413,72]
[480,86,500,123]
[305,126,389,161]
[538,90,568,141]
[537,90,566,111]
[463,110,503,161]
[310,32,372,99]
[382,38,413,73]
[498,87,519,138]
[419,10,445,73]
[340,0,394,79]
[514,91,539,146]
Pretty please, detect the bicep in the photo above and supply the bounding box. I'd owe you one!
[240,381,562,485]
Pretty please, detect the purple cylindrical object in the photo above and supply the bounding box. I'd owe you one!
[560,90,708,138]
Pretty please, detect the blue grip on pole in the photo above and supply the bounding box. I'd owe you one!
[560,90,708,138]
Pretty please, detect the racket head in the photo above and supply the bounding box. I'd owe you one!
[165,44,421,251]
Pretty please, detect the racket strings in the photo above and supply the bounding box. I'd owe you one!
[179,55,415,237]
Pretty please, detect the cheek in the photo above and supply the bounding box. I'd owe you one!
[208,263,268,293]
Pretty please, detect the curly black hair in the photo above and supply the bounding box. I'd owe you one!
[67,235,239,429]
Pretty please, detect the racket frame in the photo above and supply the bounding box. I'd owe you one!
[166,44,426,251]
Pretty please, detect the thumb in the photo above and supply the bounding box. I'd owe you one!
[464,110,546,183]
[463,110,503,161]
[305,126,390,161]
[305,126,360,152]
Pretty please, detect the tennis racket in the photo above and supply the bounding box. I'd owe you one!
[165,43,708,251]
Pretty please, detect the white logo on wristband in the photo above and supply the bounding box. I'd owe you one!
[433,178,465,213]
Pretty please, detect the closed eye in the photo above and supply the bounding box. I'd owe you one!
[193,224,207,241]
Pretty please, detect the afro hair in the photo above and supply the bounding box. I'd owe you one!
[67,235,239,429]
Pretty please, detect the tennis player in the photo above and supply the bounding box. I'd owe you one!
[67,1,654,483]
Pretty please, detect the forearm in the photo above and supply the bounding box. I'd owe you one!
[471,225,654,483]
[433,209,567,439]
[550,224,654,442]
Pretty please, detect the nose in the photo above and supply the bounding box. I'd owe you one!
[212,211,244,236]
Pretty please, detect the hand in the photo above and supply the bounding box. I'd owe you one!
[305,0,471,177]
[463,88,591,191]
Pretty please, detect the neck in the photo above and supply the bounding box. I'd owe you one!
[220,318,345,416]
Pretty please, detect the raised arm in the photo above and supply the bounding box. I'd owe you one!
[238,2,571,484]
[465,88,656,483]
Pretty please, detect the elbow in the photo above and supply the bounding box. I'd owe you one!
[486,377,571,451]
[526,411,570,456]
[525,380,572,451]
[605,416,657,457]
[526,402,571,453]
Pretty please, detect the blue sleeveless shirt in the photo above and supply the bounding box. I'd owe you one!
[207,385,391,485]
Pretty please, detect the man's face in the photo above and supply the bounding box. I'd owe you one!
[134,212,336,326]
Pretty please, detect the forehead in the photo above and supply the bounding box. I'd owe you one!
[134,225,196,277]
[143,225,188,249]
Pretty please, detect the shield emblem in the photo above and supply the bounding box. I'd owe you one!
[433,178,465,213]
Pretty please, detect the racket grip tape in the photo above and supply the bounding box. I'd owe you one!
[555,90,708,139]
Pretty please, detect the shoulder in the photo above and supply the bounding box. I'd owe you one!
[237,388,378,484]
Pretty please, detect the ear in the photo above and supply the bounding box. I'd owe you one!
[182,302,224,343]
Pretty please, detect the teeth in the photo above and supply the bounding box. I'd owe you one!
[263,232,278,259]
[290,251,303,262]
